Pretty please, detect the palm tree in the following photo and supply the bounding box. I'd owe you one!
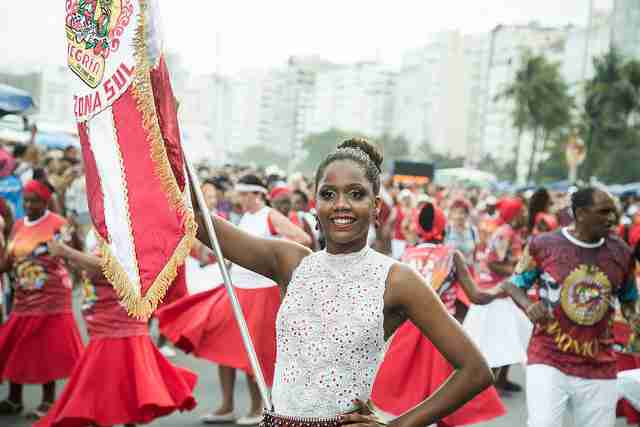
[497,51,573,183]
[581,49,640,181]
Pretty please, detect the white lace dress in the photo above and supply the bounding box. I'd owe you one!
[271,246,396,417]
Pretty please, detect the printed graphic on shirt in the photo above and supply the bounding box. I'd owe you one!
[561,265,612,327]
[404,246,453,293]
[15,258,48,290]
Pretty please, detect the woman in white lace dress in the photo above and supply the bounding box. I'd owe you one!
[195,139,493,427]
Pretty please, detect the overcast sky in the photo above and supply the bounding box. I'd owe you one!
[0,0,613,74]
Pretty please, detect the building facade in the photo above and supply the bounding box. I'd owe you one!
[391,31,467,158]
[309,61,395,140]
[612,0,640,60]
[480,23,567,182]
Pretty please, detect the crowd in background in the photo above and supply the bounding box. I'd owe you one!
[2,139,640,425]
[2,140,640,296]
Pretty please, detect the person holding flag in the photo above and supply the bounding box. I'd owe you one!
[194,138,494,426]
[157,174,309,425]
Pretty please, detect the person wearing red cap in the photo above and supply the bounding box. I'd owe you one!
[0,178,83,418]
[371,201,505,426]
[463,196,532,393]
[269,185,292,215]
[270,185,315,249]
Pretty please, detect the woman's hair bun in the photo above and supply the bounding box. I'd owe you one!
[337,138,383,172]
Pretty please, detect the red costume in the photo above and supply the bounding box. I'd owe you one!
[36,265,197,427]
[0,212,83,384]
[371,205,505,425]
[157,207,281,386]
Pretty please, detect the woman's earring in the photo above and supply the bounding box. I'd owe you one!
[314,215,320,231]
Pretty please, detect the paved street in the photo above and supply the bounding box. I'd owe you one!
[1,292,634,426]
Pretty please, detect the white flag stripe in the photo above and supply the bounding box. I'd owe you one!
[87,107,142,296]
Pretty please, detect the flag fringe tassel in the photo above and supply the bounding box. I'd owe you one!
[100,0,197,319]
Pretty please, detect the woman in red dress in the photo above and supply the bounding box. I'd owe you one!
[35,232,197,427]
[0,179,84,418]
[371,201,506,426]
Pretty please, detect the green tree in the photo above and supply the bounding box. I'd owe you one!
[475,154,516,182]
[580,49,640,182]
[497,51,573,183]
[535,131,573,183]
[414,140,465,169]
[376,134,410,169]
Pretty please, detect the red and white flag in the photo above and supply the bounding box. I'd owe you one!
[65,0,196,318]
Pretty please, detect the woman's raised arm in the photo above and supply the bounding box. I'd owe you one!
[195,212,311,288]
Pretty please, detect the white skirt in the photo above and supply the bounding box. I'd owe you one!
[618,369,640,410]
[185,257,222,295]
[391,239,407,260]
[462,298,533,368]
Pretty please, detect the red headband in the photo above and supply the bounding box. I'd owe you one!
[414,203,447,242]
[497,197,524,224]
[24,180,53,202]
[450,197,472,213]
[535,212,559,231]
[269,186,291,201]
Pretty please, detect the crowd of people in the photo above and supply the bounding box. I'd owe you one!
[0,137,639,427]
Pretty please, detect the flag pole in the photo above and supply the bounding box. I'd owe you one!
[184,157,272,410]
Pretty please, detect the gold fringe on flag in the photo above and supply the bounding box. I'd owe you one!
[100,0,197,319]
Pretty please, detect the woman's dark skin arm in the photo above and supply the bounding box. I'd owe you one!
[269,209,312,247]
[0,198,14,241]
[0,221,14,274]
[487,259,516,277]
[344,263,494,427]
[502,282,550,322]
[453,251,503,305]
[0,241,12,274]
[47,240,101,275]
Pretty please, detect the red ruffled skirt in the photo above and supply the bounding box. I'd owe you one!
[617,351,640,425]
[157,285,280,386]
[0,312,83,384]
[614,321,640,425]
[371,321,506,426]
[34,335,197,427]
